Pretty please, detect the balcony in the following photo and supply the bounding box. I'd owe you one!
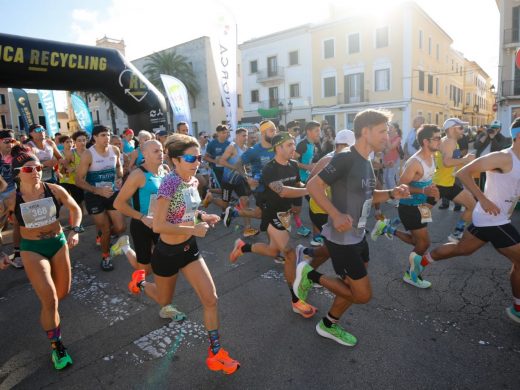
[256,67,285,86]
[337,90,369,105]
[504,28,520,46]
[502,80,520,97]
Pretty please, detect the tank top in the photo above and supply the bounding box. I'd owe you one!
[29,140,55,182]
[473,149,520,227]
[0,153,15,192]
[60,149,81,185]
[433,142,461,187]
[135,148,144,167]
[14,183,61,228]
[223,143,246,184]
[400,154,436,206]
[86,145,117,191]
[132,166,166,217]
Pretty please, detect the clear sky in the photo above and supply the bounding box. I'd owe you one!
[0,0,499,111]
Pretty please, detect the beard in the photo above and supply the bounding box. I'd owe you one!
[264,135,273,143]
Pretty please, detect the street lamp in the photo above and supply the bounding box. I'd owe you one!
[278,100,293,125]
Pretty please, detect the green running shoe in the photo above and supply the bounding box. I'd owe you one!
[370,219,388,241]
[51,346,73,370]
[293,262,314,301]
[316,320,357,347]
[403,270,431,289]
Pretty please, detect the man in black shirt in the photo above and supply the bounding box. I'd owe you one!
[229,132,317,318]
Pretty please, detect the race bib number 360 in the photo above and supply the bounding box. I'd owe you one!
[20,197,57,228]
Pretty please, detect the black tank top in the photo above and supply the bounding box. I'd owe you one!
[14,183,61,228]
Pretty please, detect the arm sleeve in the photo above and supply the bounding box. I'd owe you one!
[157,174,179,200]
[318,152,350,186]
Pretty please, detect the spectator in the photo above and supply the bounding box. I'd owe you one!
[383,122,402,192]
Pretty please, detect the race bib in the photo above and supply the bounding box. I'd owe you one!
[95,181,114,190]
[147,194,157,217]
[357,198,373,229]
[276,211,292,231]
[182,186,201,221]
[418,204,433,223]
[20,197,57,228]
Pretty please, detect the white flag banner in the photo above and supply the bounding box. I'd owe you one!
[160,74,192,135]
[211,7,238,136]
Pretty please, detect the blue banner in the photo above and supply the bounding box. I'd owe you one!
[37,90,59,137]
[71,93,94,135]
[160,75,192,134]
[12,88,35,132]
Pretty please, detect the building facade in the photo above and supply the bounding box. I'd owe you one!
[0,88,12,130]
[462,59,494,126]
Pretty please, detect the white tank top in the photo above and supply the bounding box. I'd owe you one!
[411,154,435,182]
[86,145,117,189]
[29,140,55,181]
[473,149,520,227]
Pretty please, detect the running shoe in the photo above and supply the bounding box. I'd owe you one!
[453,204,462,211]
[448,230,463,243]
[243,227,259,237]
[159,304,187,321]
[229,239,245,263]
[296,226,311,237]
[310,234,325,247]
[408,252,425,280]
[506,306,520,324]
[291,299,317,318]
[7,254,24,269]
[403,271,431,289]
[315,320,357,347]
[374,211,385,221]
[274,254,285,264]
[370,219,388,241]
[51,343,73,370]
[100,256,114,272]
[110,235,130,257]
[202,192,213,208]
[206,347,240,375]
[295,244,309,266]
[293,262,314,301]
[223,206,236,228]
[128,270,145,294]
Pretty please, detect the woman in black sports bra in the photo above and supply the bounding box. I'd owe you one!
[1,145,82,370]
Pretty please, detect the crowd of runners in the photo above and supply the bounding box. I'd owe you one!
[1,109,519,374]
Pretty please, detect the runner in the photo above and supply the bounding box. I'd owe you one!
[151,133,239,374]
[27,124,62,184]
[75,125,126,271]
[59,133,87,217]
[229,132,317,318]
[297,109,409,346]
[0,144,82,370]
[409,118,520,324]
[204,125,231,188]
[371,124,441,288]
[433,118,476,243]
[128,130,153,171]
[122,129,135,154]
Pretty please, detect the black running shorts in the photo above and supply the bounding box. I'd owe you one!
[130,219,159,265]
[398,204,427,231]
[437,183,463,201]
[467,223,520,249]
[325,237,370,280]
[151,236,201,277]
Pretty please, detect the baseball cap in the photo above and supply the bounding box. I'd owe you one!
[271,132,293,149]
[335,129,355,146]
[156,130,168,137]
[123,128,134,136]
[443,118,468,130]
[0,130,14,139]
[490,120,502,129]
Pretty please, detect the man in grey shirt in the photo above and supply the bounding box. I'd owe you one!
[404,116,425,159]
[294,109,410,347]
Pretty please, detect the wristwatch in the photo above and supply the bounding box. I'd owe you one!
[387,189,395,200]
[71,226,83,233]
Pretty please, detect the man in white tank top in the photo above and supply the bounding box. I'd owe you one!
[371,125,441,289]
[410,118,520,324]
[27,124,62,183]
[76,125,126,271]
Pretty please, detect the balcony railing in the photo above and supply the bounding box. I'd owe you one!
[504,28,520,45]
[502,80,520,97]
[256,67,285,84]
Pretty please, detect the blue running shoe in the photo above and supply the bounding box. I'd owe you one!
[408,252,425,282]
[506,306,520,324]
[297,226,311,237]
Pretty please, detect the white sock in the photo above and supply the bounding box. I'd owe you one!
[122,245,131,254]
[425,252,435,263]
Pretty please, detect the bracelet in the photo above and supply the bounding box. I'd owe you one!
[388,189,395,200]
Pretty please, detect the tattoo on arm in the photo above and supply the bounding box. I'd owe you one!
[269,181,284,194]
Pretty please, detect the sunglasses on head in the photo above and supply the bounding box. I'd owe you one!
[17,165,43,173]
[32,127,44,133]
[180,154,203,163]
[2,138,15,144]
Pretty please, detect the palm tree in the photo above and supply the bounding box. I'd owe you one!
[143,50,199,100]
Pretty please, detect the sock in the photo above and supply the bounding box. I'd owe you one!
[307,270,322,284]
[137,280,146,292]
[323,312,339,328]
[419,252,434,267]
[383,225,397,236]
[46,325,62,349]
[102,252,110,259]
[289,284,299,303]
[514,296,520,312]
[455,219,465,232]
[303,247,315,257]
[208,329,221,354]
[242,243,252,253]
[121,244,131,254]
[294,214,302,228]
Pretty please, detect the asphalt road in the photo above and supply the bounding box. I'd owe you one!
[1,201,519,389]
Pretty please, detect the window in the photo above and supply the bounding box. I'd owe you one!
[436,44,439,60]
[38,103,42,110]
[289,51,299,66]
[323,76,336,97]
[268,87,278,108]
[289,83,300,98]
[348,33,360,54]
[435,78,439,96]
[376,26,388,48]
[375,69,390,91]
[428,37,432,55]
[324,115,336,130]
[250,60,258,74]
[192,122,198,134]
[428,74,433,94]
[345,73,364,103]
[418,70,425,91]
[324,39,335,59]
[466,92,471,106]
[267,56,278,77]
[38,116,46,127]
[237,64,240,77]
[237,94,242,108]
[0,94,5,105]
[419,30,423,49]
[251,90,259,103]
[1,114,6,129]
[347,113,356,130]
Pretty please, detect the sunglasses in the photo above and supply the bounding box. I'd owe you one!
[180,154,203,163]
[16,165,43,173]
[2,139,15,144]
[32,127,44,133]
[429,136,442,141]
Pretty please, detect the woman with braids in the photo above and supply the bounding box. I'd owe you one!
[0,145,82,370]
[150,133,240,374]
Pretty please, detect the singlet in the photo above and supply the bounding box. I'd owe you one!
[86,145,117,192]
[122,139,135,154]
[157,172,201,224]
[223,143,246,184]
[60,149,81,185]
[473,149,520,227]
[240,143,275,192]
[135,148,144,167]
[29,140,55,182]
[400,154,436,206]
[14,183,61,228]
[132,166,166,217]
[433,142,461,187]
[0,153,15,193]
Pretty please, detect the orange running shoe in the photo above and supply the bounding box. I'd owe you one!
[202,192,213,208]
[229,239,245,263]
[292,299,317,318]
[128,270,145,294]
[206,347,240,375]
